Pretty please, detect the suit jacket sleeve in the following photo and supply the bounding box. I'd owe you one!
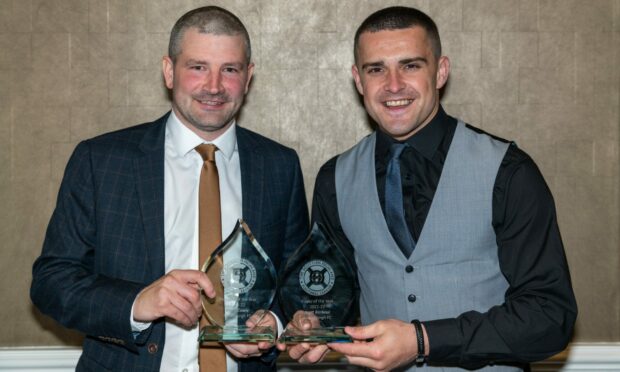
[31,141,146,351]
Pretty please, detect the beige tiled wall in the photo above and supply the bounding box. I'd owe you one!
[0,0,618,346]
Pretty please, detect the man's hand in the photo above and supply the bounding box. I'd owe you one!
[276,311,330,364]
[328,319,419,372]
[225,310,277,359]
[133,269,215,328]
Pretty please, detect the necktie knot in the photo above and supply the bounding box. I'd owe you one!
[389,142,407,162]
[195,143,218,162]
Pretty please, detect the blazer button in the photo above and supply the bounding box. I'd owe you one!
[405,265,414,273]
[147,343,158,354]
[408,294,417,302]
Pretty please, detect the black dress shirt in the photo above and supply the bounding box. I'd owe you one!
[312,106,577,368]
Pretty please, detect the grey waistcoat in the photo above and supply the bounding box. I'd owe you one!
[335,122,519,371]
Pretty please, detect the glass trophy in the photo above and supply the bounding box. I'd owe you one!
[199,219,277,343]
[278,222,357,344]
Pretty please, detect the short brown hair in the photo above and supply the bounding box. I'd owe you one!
[168,6,251,64]
[354,6,441,64]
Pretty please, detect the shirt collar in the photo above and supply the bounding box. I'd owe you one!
[376,105,453,161]
[166,110,237,160]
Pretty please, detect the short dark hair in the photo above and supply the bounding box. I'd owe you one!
[354,6,441,64]
[168,6,251,64]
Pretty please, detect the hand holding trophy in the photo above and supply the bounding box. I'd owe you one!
[199,219,277,343]
[278,222,358,344]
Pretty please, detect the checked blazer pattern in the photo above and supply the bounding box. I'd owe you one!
[31,112,309,372]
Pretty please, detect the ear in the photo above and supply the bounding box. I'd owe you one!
[351,64,364,95]
[436,56,450,90]
[244,62,255,94]
[162,56,174,90]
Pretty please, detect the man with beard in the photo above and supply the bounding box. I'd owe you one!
[31,6,309,372]
[280,6,576,372]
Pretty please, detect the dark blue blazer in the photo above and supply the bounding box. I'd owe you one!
[31,113,309,371]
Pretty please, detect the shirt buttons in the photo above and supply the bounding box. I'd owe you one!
[182,369,188,372]
[405,265,414,273]
[408,294,417,302]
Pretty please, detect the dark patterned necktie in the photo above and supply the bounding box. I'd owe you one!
[385,143,416,258]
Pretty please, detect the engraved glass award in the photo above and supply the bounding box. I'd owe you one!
[199,219,277,343]
[278,222,357,343]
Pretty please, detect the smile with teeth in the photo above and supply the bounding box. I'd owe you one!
[384,99,413,107]
[197,99,225,106]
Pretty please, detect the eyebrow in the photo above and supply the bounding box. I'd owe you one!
[185,59,208,66]
[399,57,428,65]
[361,61,385,70]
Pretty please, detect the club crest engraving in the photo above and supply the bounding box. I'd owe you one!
[299,260,335,296]
[220,258,257,294]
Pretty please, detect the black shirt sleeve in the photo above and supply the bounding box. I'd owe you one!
[311,156,340,231]
[423,144,577,367]
[311,155,360,325]
[312,156,359,263]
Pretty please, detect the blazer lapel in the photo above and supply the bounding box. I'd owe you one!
[237,127,264,232]
[134,114,168,281]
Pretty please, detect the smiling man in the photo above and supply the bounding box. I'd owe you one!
[31,6,309,372]
[280,6,577,372]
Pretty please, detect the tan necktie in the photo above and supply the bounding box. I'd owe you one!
[195,144,226,372]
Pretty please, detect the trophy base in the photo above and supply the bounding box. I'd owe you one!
[279,327,352,344]
[199,325,275,343]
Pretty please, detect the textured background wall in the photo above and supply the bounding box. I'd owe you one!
[0,0,618,347]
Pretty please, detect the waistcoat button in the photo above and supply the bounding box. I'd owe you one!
[405,265,414,273]
[408,294,417,302]
[147,343,158,354]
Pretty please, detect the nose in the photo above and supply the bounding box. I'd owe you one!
[385,69,405,93]
[203,71,223,94]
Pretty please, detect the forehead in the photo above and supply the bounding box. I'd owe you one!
[178,28,247,61]
[357,27,433,62]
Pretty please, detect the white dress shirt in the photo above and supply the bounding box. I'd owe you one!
[133,111,242,372]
